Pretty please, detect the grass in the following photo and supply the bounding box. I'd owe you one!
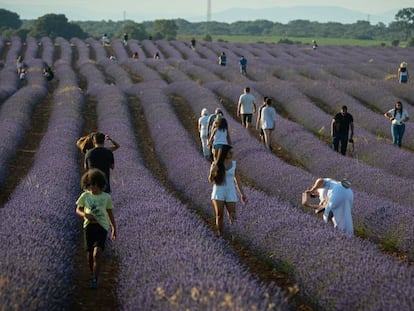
[178,35,404,47]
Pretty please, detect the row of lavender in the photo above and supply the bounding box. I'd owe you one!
[0,35,53,189]
[0,39,84,310]
[80,37,412,308]
[133,41,414,198]
[88,40,414,309]
[106,39,414,256]
[76,38,289,310]
[113,64,414,310]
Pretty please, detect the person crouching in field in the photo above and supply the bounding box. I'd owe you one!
[76,169,116,289]
[302,178,354,235]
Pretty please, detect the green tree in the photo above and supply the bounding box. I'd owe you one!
[0,9,22,29]
[123,21,148,40]
[152,19,178,40]
[29,14,87,39]
[395,8,414,39]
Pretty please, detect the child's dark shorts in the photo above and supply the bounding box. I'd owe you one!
[85,223,108,252]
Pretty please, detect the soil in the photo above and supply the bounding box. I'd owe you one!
[3,49,412,311]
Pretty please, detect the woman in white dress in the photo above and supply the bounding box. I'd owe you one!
[208,145,246,236]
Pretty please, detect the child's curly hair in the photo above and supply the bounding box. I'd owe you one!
[81,168,108,191]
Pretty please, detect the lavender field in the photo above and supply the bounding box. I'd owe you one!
[1,35,414,310]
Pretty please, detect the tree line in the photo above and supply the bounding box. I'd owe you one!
[1,8,413,46]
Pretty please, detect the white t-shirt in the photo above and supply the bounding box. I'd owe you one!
[198,115,209,136]
[387,108,409,125]
[261,106,277,130]
[238,93,256,114]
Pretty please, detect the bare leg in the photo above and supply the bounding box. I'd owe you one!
[212,200,225,236]
[263,129,273,149]
[225,202,236,225]
[87,251,93,276]
[92,246,103,279]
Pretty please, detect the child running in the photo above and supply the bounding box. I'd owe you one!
[76,168,116,289]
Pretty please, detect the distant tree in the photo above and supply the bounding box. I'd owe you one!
[0,9,22,29]
[2,28,29,40]
[346,20,375,40]
[203,34,212,42]
[29,14,87,39]
[395,8,414,39]
[123,21,148,40]
[152,19,178,40]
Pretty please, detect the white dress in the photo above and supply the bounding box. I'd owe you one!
[211,161,238,202]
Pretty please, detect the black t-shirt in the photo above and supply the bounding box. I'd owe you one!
[333,112,353,135]
[85,147,114,192]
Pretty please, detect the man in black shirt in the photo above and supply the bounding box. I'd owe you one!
[331,105,354,156]
[84,132,115,192]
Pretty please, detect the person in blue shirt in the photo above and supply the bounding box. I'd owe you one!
[239,56,247,75]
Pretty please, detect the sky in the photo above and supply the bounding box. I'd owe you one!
[0,0,412,22]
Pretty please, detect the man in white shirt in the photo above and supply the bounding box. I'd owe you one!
[237,87,256,129]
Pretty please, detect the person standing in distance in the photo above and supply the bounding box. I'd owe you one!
[384,101,409,147]
[84,132,115,193]
[237,87,256,129]
[198,108,211,160]
[397,62,409,84]
[256,96,268,144]
[218,52,227,66]
[259,98,277,150]
[239,56,247,75]
[331,105,354,156]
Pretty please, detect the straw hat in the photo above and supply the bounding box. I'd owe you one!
[400,62,407,68]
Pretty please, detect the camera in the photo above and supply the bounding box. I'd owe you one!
[349,138,354,143]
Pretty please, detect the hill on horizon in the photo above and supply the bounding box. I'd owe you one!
[0,3,398,25]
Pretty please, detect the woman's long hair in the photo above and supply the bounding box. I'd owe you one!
[213,144,232,185]
[215,117,228,131]
[394,101,403,118]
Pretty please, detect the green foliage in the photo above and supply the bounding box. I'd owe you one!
[152,19,178,40]
[123,21,148,40]
[391,39,400,46]
[395,8,414,39]
[28,14,87,39]
[1,7,414,44]
[407,37,414,47]
[0,9,22,29]
[203,34,212,42]
[278,38,295,44]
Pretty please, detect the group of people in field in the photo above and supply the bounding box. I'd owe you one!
[197,86,355,237]
[72,39,411,287]
[217,51,248,75]
[75,132,120,289]
[16,55,54,82]
[198,74,411,237]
